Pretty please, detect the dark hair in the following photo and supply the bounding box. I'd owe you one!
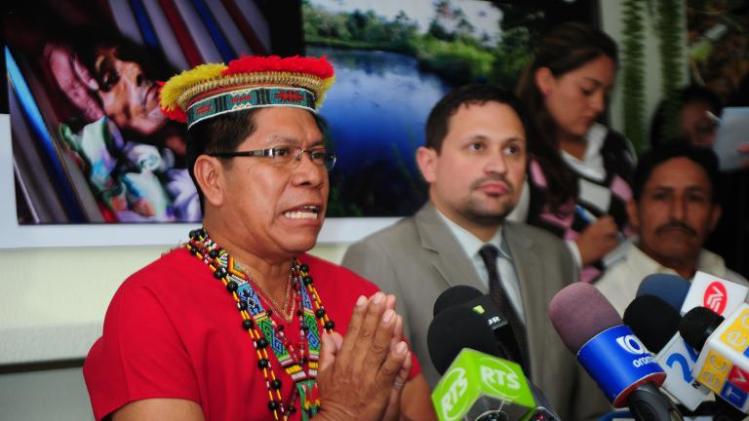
[649,85,723,148]
[633,140,720,203]
[70,27,176,91]
[425,84,532,152]
[186,109,260,211]
[186,109,327,212]
[515,22,619,210]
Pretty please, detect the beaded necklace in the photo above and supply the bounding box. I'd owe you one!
[186,228,335,420]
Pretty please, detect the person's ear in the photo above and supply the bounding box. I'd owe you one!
[626,199,640,231]
[194,155,226,207]
[416,146,438,184]
[534,67,555,96]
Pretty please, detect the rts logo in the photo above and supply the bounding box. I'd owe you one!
[479,357,521,396]
[439,367,469,421]
[704,282,728,314]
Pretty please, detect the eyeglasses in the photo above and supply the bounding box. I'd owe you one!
[209,146,337,170]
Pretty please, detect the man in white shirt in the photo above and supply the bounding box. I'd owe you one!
[342,84,609,420]
[597,142,747,315]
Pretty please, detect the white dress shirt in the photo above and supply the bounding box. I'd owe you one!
[436,210,525,323]
[596,241,748,316]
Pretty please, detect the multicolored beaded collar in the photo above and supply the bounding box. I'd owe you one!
[186,228,334,420]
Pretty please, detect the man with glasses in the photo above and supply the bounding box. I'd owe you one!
[82,56,434,421]
[209,146,336,168]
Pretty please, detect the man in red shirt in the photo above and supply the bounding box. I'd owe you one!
[83,56,434,421]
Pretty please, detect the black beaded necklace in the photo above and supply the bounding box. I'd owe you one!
[186,228,335,420]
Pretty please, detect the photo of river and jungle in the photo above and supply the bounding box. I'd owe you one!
[303,0,539,217]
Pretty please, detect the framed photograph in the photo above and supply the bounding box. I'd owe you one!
[1,0,597,248]
[0,0,274,247]
[305,0,599,218]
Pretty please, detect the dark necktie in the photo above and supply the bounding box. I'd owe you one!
[478,244,530,375]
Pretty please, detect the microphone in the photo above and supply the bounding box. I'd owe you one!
[427,285,559,421]
[525,384,560,421]
[679,304,749,414]
[680,271,749,316]
[433,285,510,332]
[636,274,691,311]
[431,286,561,419]
[433,285,486,316]
[428,305,501,375]
[548,282,680,420]
[625,295,682,352]
[428,306,535,420]
[431,347,535,421]
[432,286,523,367]
[624,295,711,411]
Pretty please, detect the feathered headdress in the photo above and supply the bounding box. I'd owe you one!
[160,56,335,128]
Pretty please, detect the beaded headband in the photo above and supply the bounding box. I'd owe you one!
[159,56,335,128]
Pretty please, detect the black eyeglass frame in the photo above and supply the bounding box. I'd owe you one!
[208,146,337,170]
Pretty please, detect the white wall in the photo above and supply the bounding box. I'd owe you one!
[0,367,93,421]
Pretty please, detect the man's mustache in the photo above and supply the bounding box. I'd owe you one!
[655,221,697,236]
[470,174,512,192]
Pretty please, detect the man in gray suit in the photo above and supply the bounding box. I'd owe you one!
[342,85,610,419]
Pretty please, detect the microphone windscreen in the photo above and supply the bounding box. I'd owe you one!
[679,306,725,351]
[636,273,690,310]
[623,295,680,352]
[432,285,483,316]
[548,282,622,353]
[427,305,499,374]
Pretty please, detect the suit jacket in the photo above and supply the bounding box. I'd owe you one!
[342,203,611,420]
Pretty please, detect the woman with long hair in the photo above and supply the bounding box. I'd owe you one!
[515,22,636,282]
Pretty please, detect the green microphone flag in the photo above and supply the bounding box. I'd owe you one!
[431,348,535,421]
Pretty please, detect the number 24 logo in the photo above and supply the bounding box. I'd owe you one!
[666,342,700,382]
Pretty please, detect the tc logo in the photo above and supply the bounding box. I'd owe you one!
[616,335,648,355]
[704,282,728,314]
